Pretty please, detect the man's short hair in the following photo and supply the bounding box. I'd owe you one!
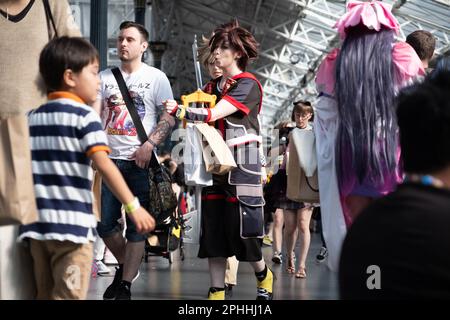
[39,36,99,92]
[119,21,149,42]
[396,70,450,174]
[406,30,436,61]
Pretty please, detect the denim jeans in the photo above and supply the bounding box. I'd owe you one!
[96,159,149,242]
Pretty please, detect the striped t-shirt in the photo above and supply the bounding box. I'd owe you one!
[18,92,111,244]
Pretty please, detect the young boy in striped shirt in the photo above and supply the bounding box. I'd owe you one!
[18,37,155,300]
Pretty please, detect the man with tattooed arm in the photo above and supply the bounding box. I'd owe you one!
[93,21,175,300]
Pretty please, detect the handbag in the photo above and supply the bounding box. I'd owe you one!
[111,68,177,228]
[0,117,38,298]
[194,122,237,175]
[286,127,320,203]
[0,116,38,226]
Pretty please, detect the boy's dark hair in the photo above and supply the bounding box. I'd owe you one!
[406,30,436,61]
[39,36,99,92]
[119,21,149,42]
[397,70,450,174]
[209,19,259,71]
[291,100,314,122]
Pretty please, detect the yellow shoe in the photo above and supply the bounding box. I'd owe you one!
[256,267,273,300]
[263,235,273,246]
[207,288,225,300]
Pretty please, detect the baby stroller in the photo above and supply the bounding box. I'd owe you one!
[143,163,186,264]
[144,213,183,264]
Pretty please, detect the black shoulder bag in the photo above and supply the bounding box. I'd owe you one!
[111,67,177,228]
[43,0,58,40]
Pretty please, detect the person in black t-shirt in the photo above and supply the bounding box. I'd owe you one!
[339,70,450,299]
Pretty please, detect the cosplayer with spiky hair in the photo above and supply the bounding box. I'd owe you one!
[314,0,425,271]
[163,19,273,300]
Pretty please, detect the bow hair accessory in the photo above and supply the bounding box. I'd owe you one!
[334,0,399,39]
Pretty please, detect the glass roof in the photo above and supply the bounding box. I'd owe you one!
[149,0,449,136]
[72,0,450,137]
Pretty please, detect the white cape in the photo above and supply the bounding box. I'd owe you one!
[314,95,347,272]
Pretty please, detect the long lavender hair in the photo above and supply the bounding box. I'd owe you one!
[335,26,397,190]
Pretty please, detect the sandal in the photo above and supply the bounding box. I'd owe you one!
[295,266,307,279]
[286,254,295,274]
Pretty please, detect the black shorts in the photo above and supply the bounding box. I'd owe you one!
[198,181,262,262]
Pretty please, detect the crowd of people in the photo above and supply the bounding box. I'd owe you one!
[1,0,449,300]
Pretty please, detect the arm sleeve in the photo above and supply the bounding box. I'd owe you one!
[392,42,426,89]
[222,78,260,115]
[315,48,339,95]
[49,0,82,37]
[78,109,111,157]
[154,72,174,111]
[96,71,106,107]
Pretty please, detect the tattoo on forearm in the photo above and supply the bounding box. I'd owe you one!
[149,119,172,145]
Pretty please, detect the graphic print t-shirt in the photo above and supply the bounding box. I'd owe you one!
[98,64,173,159]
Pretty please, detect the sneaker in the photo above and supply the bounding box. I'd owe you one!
[271,252,282,264]
[262,235,273,246]
[256,268,273,300]
[207,287,225,300]
[316,246,328,264]
[95,260,110,275]
[115,281,131,300]
[132,270,140,283]
[103,267,123,300]
[91,260,98,278]
[224,284,234,298]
